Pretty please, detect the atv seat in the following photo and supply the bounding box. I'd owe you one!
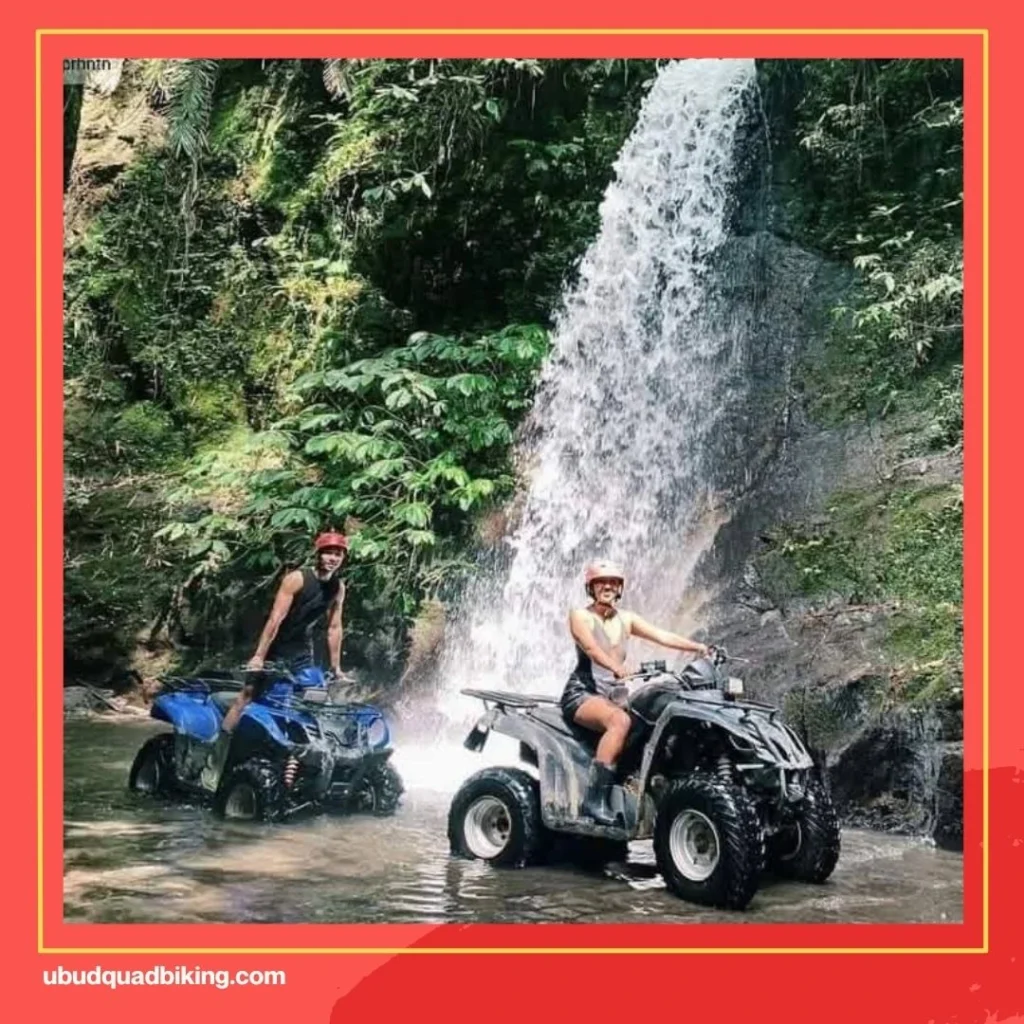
[526,706,600,749]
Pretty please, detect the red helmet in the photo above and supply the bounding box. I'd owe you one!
[584,560,625,595]
[314,531,348,553]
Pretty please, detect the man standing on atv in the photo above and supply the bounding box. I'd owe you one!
[199,530,349,792]
[562,559,710,827]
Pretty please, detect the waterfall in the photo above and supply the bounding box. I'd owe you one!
[429,58,762,732]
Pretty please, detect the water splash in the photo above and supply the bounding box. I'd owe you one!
[417,59,760,742]
[389,731,531,796]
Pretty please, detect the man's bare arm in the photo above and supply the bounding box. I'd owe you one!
[326,583,345,674]
[248,570,304,667]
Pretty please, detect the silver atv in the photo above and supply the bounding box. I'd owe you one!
[447,647,840,911]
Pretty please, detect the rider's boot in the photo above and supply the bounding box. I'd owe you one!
[581,760,624,828]
[199,730,232,793]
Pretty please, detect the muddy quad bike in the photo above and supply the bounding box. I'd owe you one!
[447,647,839,910]
[128,662,403,822]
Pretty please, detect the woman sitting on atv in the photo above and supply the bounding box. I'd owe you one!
[562,560,710,827]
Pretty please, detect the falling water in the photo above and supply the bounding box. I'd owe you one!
[401,57,770,752]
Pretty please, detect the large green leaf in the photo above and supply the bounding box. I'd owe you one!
[393,502,431,528]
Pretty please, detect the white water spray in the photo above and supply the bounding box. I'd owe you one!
[398,58,760,788]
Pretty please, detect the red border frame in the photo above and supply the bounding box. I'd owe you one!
[10,2,1022,1020]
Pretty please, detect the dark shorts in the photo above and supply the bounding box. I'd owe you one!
[264,644,314,671]
[560,673,597,726]
[246,648,313,698]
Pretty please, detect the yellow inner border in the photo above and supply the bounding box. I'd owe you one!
[37,29,983,958]
[40,27,986,34]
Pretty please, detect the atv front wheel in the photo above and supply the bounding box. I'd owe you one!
[349,760,404,817]
[214,758,284,822]
[448,767,545,868]
[654,773,763,911]
[128,734,178,797]
[768,779,841,883]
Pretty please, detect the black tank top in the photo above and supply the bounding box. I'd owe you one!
[267,568,342,661]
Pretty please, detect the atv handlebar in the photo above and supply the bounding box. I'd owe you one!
[706,645,750,666]
[623,645,738,680]
[159,662,341,694]
[237,660,299,679]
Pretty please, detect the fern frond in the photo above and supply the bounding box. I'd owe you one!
[323,58,361,100]
[164,58,221,163]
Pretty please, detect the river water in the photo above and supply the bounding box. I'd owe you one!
[63,717,962,925]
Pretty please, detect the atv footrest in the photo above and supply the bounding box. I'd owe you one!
[545,815,631,842]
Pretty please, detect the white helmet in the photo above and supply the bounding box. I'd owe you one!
[584,560,625,599]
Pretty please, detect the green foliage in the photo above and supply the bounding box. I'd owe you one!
[757,485,961,605]
[755,483,963,701]
[761,60,962,255]
[292,58,657,326]
[112,402,183,466]
[62,57,657,680]
[162,59,221,165]
[63,477,173,677]
[761,59,962,432]
[159,324,549,623]
[914,365,964,452]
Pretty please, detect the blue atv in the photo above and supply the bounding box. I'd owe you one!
[127,663,403,822]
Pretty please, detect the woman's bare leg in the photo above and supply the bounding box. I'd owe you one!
[573,696,631,766]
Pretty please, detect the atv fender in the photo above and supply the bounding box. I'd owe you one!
[151,692,221,744]
[239,703,299,749]
[635,697,814,797]
[478,707,634,838]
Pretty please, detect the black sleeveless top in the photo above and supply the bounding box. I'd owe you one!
[267,568,342,661]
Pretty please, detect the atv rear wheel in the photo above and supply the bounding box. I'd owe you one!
[349,760,404,817]
[128,734,178,797]
[769,779,841,883]
[448,767,545,868]
[214,758,284,822]
[654,773,763,911]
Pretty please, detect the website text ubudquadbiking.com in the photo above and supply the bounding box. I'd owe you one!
[42,965,286,990]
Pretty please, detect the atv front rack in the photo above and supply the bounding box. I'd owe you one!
[461,687,560,708]
[156,674,376,719]
[157,675,245,694]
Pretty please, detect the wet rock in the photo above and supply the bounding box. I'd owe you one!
[64,685,117,716]
[64,683,149,717]
[829,719,928,834]
[826,709,959,845]
[64,686,98,711]
[933,743,963,851]
[935,696,963,743]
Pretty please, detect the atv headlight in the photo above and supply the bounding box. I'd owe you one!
[726,677,745,695]
[366,716,390,749]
